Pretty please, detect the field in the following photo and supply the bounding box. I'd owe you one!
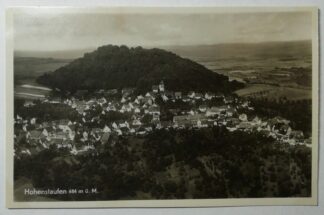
[14,57,72,83]
[14,57,72,100]
[234,84,311,101]
[167,41,312,101]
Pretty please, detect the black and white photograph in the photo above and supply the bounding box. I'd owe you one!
[6,7,319,208]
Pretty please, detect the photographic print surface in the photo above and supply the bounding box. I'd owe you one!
[6,7,318,208]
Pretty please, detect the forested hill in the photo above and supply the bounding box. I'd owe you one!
[36,45,244,94]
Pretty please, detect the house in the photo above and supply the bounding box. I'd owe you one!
[132,119,142,126]
[41,128,49,138]
[115,129,123,136]
[130,128,136,134]
[104,89,118,96]
[30,118,37,125]
[82,131,88,140]
[118,121,129,128]
[98,97,107,105]
[194,93,203,100]
[241,101,249,108]
[226,108,236,117]
[95,89,105,95]
[305,138,312,146]
[188,110,195,115]
[121,104,133,112]
[173,114,207,128]
[152,85,159,93]
[159,81,165,92]
[148,106,160,115]
[199,105,207,113]
[91,127,103,135]
[24,100,34,107]
[164,91,175,100]
[15,115,23,123]
[64,99,73,106]
[103,125,111,133]
[68,131,75,141]
[27,130,42,141]
[106,104,117,112]
[290,130,304,140]
[181,96,191,102]
[145,92,152,98]
[100,133,110,144]
[87,99,97,106]
[152,113,160,122]
[120,127,130,135]
[137,95,144,101]
[168,108,180,115]
[120,97,127,103]
[237,122,252,131]
[49,97,62,104]
[72,100,86,108]
[224,96,235,104]
[205,92,215,100]
[112,122,118,129]
[251,116,262,125]
[188,91,195,98]
[136,127,147,136]
[215,92,223,98]
[134,107,141,114]
[161,121,172,128]
[278,124,291,135]
[75,104,88,114]
[239,113,248,121]
[196,119,208,128]
[22,124,28,132]
[259,130,271,137]
[268,116,290,127]
[145,126,153,132]
[227,118,240,127]
[206,106,225,117]
[175,92,182,99]
[57,119,71,132]
[143,97,153,105]
[161,94,169,102]
[122,88,135,97]
[173,115,190,127]
[217,117,227,126]
[53,131,69,140]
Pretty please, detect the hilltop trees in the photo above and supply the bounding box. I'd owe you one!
[37,45,244,94]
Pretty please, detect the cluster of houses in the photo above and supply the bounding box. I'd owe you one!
[14,81,311,158]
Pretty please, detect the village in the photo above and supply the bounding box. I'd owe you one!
[14,80,311,158]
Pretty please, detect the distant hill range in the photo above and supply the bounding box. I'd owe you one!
[163,40,311,61]
[36,45,244,94]
[16,40,311,61]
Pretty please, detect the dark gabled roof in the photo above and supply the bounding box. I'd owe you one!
[148,106,160,112]
[29,130,42,138]
[101,133,110,143]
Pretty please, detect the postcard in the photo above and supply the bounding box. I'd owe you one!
[6,7,319,208]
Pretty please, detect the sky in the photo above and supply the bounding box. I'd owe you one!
[12,8,313,51]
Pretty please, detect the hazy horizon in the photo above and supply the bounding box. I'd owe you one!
[13,8,312,53]
[14,39,312,59]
